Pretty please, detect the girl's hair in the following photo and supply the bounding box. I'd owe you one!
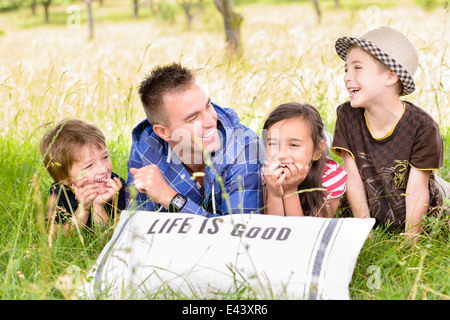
[40,119,106,183]
[263,102,327,216]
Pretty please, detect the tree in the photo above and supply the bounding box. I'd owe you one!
[311,0,340,23]
[312,0,321,24]
[133,0,138,17]
[176,0,204,30]
[30,0,37,15]
[86,0,94,39]
[41,0,51,23]
[213,0,243,57]
[178,0,193,29]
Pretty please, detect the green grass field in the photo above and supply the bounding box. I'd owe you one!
[0,0,449,299]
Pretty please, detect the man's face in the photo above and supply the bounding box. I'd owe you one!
[159,82,221,164]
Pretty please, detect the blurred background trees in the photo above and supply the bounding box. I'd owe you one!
[0,0,447,53]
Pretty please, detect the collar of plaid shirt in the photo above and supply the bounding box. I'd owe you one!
[127,103,265,216]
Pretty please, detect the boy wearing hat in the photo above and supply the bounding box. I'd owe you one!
[332,27,447,243]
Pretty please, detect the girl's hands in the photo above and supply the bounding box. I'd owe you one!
[282,163,309,194]
[264,161,310,199]
[263,161,286,197]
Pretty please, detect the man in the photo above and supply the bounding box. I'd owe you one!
[126,63,264,216]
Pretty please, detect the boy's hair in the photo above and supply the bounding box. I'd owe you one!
[138,63,196,126]
[348,44,404,95]
[263,102,327,216]
[40,119,106,183]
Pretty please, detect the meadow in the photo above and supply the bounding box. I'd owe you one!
[0,0,449,299]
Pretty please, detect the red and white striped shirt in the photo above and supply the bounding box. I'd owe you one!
[261,158,347,200]
[322,157,347,199]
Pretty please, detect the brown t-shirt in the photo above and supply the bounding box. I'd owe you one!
[332,101,444,230]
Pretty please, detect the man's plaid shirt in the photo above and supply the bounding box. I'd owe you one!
[125,103,265,217]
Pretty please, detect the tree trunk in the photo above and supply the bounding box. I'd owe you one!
[181,1,193,30]
[31,0,37,15]
[41,0,51,23]
[134,0,139,17]
[86,0,94,39]
[312,0,321,24]
[213,0,243,57]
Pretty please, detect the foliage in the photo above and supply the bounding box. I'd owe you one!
[0,1,449,300]
[414,0,448,11]
[0,0,77,12]
[1,122,448,300]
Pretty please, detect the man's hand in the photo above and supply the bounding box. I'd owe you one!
[130,165,177,208]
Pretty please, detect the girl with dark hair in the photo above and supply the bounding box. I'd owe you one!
[262,102,347,217]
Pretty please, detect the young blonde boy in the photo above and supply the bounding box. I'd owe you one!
[40,119,125,232]
[332,27,447,243]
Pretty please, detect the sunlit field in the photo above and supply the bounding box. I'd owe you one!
[0,0,449,300]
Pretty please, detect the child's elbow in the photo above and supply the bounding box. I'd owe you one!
[406,169,430,194]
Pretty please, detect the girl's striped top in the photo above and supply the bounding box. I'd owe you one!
[322,157,347,199]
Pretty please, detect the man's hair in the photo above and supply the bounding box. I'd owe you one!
[138,63,196,125]
[348,44,404,95]
[40,119,106,183]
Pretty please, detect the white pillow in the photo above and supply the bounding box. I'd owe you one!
[80,211,374,300]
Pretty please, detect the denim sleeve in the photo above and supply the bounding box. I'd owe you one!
[181,198,222,217]
[220,135,264,215]
[223,161,263,215]
[125,143,145,210]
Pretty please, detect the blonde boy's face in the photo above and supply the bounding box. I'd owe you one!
[67,144,113,194]
[344,46,392,108]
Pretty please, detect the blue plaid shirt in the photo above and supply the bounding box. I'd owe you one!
[125,103,264,217]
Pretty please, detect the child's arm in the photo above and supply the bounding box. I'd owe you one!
[92,177,123,224]
[263,161,285,216]
[405,167,430,244]
[68,178,99,228]
[265,188,285,216]
[72,207,92,231]
[323,197,341,217]
[342,151,370,218]
[282,191,304,216]
[56,206,91,234]
[91,204,109,224]
[54,202,91,234]
[282,163,309,216]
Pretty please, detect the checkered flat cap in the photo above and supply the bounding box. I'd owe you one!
[335,27,418,95]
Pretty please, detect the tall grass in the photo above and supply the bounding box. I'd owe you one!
[0,1,449,299]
